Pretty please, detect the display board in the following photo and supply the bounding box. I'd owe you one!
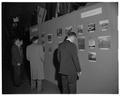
[39,3,118,93]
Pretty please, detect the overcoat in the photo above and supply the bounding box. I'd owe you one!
[27,44,44,80]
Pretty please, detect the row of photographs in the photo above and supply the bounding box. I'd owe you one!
[78,36,111,51]
[45,19,109,41]
[47,35,111,50]
[42,19,109,43]
[56,19,109,37]
[78,19,109,34]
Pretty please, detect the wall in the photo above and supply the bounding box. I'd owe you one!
[39,3,118,93]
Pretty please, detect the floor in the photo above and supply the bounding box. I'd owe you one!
[2,63,60,94]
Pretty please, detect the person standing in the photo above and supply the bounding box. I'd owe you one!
[11,38,23,87]
[58,32,81,94]
[26,36,44,92]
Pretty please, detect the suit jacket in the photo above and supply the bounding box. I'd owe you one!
[58,40,81,76]
[11,45,23,66]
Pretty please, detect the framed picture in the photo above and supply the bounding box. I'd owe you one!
[47,34,53,43]
[57,28,62,38]
[89,39,95,49]
[41,33,46,45]
[98,36,111,50]
[88,23,95,33]
[77,36,85,51]
[99,19,109,32]
[88,52,96,62]
[77,25,83,35]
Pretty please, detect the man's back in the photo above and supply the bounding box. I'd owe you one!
[58,40,81,76]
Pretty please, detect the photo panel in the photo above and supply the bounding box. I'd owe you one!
[77,36,85,51]
[99,19,109,32]
[98,36,111,50]
[47,34,53,43]
[88,23,96,33]
[88,52,96,62]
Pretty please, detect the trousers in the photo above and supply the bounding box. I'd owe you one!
[31,79,42,91]
[61,74,77,94]
[13,65,21,86]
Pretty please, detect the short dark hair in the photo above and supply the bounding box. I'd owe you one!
[68,32,77,37]
[31,36,39,42]
[64,36,68,41]
[13,37,22,43]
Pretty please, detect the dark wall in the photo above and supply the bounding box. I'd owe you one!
[39,3,118,93]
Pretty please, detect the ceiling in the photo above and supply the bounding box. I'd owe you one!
[2,2,88,32]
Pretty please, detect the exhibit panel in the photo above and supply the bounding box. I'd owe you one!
[39,3,118,93]
[76,3,118,93]
[39,10,79,84]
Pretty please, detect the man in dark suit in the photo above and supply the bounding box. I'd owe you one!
[58,32,81,94]
[11,38,23,86]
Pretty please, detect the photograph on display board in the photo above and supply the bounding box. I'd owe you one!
[88,52,96,62]
[47,34,53,43]
[57,28,62,38]
[88,23,96,33]
[89,39,95,49]
[41,32,46,38]
[98,36,111,50]
[77,25,84,35]
[77,36,85,51]
[65,26,73,35]
[41,33,46,45]
[99,19,109,32]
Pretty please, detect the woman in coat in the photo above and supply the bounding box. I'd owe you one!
[26,36,44,92]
